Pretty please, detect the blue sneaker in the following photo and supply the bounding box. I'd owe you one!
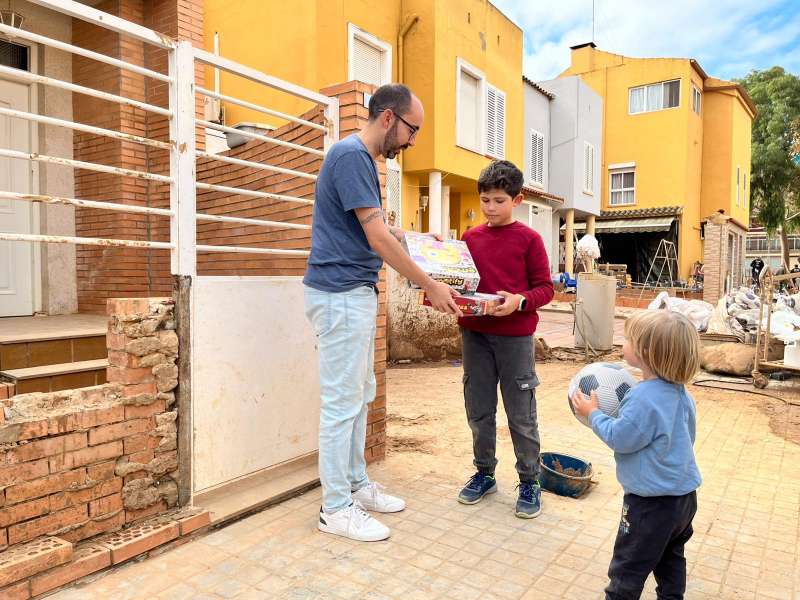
[457,472,497,505]
[515,480,542,518]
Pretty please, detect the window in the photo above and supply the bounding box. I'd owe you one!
[583,142,594,194]
[486,85,506,159]
[0,40,29,71]
[736,166,740,206]
[692,86,702,114]
[456,58,485,153]
[744,172,748,207]
[610,169,635,205]
[629,79,681,114]
[348,24,391,87]
[528,129,544,187]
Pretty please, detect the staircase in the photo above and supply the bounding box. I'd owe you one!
[0,314,108,397]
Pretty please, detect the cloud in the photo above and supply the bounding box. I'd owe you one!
[492,0,800,81]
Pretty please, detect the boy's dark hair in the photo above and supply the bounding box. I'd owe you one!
[368,84,412,121]
[478,160,524,197]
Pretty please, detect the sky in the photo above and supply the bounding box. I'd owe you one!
[491,0,800,83]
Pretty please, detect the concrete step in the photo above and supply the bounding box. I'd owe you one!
[0,314,107,372]
[194,452,319,526]
[1,359,108,394]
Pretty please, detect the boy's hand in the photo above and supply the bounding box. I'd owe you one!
[422,232,444,241]
[571,390,599,418]
[490,291,524,317]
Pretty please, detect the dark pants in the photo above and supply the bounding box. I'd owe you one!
[606,491,698,600]
[461,328,540,481]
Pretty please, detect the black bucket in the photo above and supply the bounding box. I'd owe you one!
[539,452,594,499]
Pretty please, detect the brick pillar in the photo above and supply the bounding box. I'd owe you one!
[320,82,387,463]
[106,298,179,523]
[702,213,728,305]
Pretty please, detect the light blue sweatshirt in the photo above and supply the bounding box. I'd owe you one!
[589,378,702,497]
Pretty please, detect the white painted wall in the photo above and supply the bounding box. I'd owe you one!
[192,277,320,493]
[539,76,603,217]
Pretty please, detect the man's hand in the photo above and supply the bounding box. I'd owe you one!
[571,390,599,418]
[424,280,461,315]
[490,291,524,317]
[422,232,444,242]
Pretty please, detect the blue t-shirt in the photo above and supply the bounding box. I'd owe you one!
[590,378,702,497]
[303,134,383,292]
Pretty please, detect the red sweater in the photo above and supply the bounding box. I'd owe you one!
[458,221,554,336]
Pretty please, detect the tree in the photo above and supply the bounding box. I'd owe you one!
[738,67,800,269]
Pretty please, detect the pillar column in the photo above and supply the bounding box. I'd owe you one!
[586,214,596,236]
[565,209,575,274]
[442,185,451,238]
[428,171,442,235]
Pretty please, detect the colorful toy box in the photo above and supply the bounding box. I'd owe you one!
[402,232,480,294]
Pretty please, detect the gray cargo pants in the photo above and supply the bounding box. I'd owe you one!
[461,328,541,481]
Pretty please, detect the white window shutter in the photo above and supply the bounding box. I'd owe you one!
[496,89,506,159]
[486,86,497,157]
[486,85,505,159]
[529,130,544,186]
[584,143,594,193]
[352,37,383,87]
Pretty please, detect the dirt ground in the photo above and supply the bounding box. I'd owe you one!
[386,359,800,472]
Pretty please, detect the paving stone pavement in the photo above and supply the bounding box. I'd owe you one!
[48,345,800,599]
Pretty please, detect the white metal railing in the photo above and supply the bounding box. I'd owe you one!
[0,0,338,278]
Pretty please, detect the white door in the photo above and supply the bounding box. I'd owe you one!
[0,79,33,317]
[531,204,554,270]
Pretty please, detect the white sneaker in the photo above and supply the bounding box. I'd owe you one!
[318,501,390,542]
[352,482,406,513]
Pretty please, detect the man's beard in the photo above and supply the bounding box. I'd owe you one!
[382,123,407,160]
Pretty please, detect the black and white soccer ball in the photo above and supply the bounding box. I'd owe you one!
[568,362,637,427]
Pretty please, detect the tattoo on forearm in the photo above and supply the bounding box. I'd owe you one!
[359,210,384,226]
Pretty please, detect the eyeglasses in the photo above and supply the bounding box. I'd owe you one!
[380,107,419,140]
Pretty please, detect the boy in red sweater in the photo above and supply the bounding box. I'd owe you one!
[457,160,554,518]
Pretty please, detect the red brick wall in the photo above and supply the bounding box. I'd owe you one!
[72,0,204,313]
[0,299,179,548]
[194,110,322,275]
[703,215,746,305]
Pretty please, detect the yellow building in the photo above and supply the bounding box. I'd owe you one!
[203,0,524,238]
[560,43,755,282]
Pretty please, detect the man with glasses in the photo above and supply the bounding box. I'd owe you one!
[304,83,459,541]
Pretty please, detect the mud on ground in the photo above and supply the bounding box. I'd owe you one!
[386,360,800,474]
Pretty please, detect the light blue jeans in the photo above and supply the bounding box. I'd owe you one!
[304,284,377,512]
